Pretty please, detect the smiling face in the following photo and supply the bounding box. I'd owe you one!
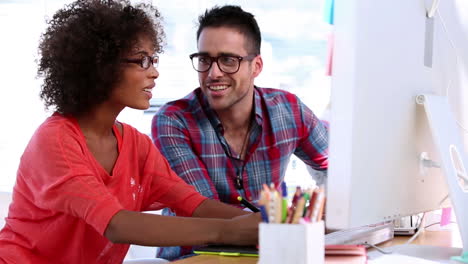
[109,36,159,110]
[197,26,263,113]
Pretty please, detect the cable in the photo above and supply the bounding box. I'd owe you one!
[438,194,449,208]
[364,214,425,255]
[362,242,393,254]
[403,213,458,245]
[404,213,426,245]
[414,213,423,228]
[427,0,440,18]
[365,218,456,256]
[435,9,468,135]
[424,221,456,229]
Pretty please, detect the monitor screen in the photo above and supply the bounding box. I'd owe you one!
[326,0,468,230]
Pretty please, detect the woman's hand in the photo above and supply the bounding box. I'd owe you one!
[219,212,261,245]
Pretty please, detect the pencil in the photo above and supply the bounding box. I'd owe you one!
[291,195,306,224]
[310,187,325,222]
[237,196,260,212]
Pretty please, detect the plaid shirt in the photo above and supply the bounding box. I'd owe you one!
[151,86,328,260]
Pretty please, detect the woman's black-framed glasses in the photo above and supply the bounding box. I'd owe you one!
[189,53,257,74]
[121,55,159,70]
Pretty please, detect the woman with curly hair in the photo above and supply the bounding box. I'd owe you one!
[0,1,260,263]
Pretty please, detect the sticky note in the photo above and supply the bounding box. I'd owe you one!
[440,207,451,226]
[324,0,334,25]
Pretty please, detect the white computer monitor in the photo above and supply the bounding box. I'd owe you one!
[326,0,468,254]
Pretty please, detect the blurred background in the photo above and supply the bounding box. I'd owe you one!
[0,0,332,192]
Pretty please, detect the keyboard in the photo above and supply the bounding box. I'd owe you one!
[325,222,394,246]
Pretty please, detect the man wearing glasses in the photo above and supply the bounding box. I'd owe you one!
[151,5,328,260]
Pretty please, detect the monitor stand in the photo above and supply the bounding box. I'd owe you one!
[414,94,468,263]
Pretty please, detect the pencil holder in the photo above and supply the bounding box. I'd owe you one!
[258,221,324,264]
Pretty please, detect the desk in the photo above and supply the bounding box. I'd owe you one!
[171,229,461,264]
[381,229,461,248]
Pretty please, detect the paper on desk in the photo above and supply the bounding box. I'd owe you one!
[369,254,441,264]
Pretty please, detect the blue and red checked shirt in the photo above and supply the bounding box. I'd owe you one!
[151,86,328,260]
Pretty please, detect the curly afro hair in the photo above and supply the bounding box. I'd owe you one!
[38,0,165,116]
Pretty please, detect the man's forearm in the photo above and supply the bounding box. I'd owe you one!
[192,198,249,219]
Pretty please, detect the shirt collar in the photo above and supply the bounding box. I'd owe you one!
[253,86,263,126]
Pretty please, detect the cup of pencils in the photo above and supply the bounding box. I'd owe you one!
[258,183,325,264]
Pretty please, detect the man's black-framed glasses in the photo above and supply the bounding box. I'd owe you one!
[189,53,257,74]
[121,55,159,70]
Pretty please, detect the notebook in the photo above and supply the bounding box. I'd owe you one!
[325,245,367,264]
[325,244,367,256]
[194,244,367,259]
[193,244,259,257]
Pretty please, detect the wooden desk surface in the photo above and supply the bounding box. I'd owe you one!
[381,229,461,248]
[171,229,461,264]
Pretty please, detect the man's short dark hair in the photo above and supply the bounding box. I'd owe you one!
[196,5,261,55]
